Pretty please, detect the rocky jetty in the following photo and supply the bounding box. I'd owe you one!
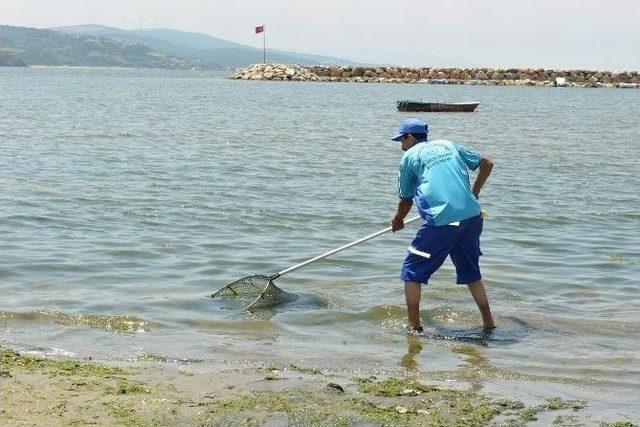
[231,64,640,88]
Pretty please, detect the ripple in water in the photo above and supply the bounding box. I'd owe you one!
[1,310,157,333]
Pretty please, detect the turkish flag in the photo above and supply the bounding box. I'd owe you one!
[255,25,264,34]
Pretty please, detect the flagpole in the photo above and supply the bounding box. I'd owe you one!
[263,23,266,63]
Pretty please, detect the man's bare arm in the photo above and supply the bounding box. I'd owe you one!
[472,157,494,198]
[391,199,413,232]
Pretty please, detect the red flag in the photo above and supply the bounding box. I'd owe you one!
[255,25,264,34]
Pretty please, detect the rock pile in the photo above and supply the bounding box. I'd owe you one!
[231,64,321,81]
[231,64,640,88]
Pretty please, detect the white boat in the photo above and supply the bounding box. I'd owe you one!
[618,82,638,89]
[554,77,569,87]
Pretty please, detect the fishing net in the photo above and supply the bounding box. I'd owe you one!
[210,275,299,310]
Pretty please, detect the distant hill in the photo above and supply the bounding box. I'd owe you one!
[51,25,354,69]
[0,25,199,69]
[0,52,26,66]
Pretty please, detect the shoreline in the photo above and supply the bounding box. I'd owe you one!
[231,64,640,89]
[4,64,639,89]
[1,346,636,426]
[3,65,220,72]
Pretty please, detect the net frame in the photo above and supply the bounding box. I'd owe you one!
[210,274,299,310]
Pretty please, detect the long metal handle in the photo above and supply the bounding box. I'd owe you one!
[271,215,422,280]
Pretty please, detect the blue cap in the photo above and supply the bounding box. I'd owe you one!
[391,118,429,141]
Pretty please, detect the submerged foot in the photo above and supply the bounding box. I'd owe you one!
[404,325,424,335]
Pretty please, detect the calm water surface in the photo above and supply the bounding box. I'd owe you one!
[1,68,639,412]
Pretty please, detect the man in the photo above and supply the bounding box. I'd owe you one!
[389,118,495,333]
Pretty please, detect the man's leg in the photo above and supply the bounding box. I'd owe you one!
[467,280,495,328]
[401,223,455,333]
[450,216,494,328]
[404,281,422,330]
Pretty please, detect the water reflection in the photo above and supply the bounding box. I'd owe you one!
[398,322,527,382]
[451,344,491,392]
[400,334,423,371]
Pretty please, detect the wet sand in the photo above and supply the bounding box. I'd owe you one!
[1,347,636,426]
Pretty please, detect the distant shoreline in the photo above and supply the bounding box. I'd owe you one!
[4,64,639,89]
[231,64,640,89]
[13,65,217,71]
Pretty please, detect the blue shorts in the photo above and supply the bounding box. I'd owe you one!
[401,215,483,285]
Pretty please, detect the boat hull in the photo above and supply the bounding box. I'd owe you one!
[397,101,479,112]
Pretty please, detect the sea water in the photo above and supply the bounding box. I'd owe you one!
[1,67,639,414]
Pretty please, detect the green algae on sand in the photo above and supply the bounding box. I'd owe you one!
[1,347,605,427]
[355,376,440,396]
[1,348,128,377]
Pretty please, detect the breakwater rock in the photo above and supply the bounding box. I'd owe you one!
[231,64,640,88]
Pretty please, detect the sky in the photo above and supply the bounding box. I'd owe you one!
[2,0,639,70]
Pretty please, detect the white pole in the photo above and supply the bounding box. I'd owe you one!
[274,216,422,278]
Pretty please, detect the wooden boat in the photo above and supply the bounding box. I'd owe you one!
[397,100,479,112]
